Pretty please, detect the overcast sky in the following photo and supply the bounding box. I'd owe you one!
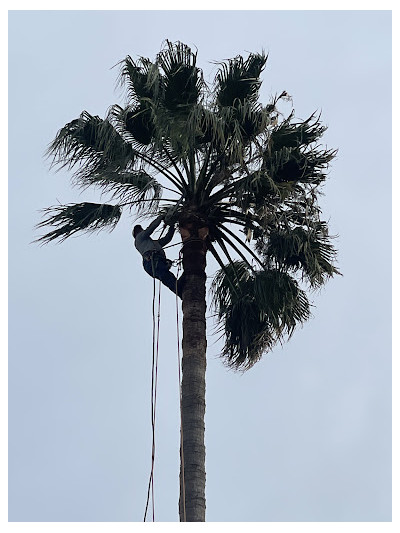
[8,9,392,525]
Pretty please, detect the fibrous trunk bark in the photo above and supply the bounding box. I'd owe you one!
[179,236,207,522]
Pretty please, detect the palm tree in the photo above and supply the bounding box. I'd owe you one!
[36,40,340,522]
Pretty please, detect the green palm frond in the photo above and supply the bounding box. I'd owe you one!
[118,55,161,105]
[46,111,135,180]
[35,202,122,244]
[235,102,269,141]
[125,106,155,145]
[270,113,327,151]
[265,144,336,185]
[230,170,279,211]
[261,224,341,287]
[108,103,155,147]
[211,261,311,369]
[80,169,162,209]
[157,40,203,112]
[215,52,268,108]
[211,260,250,308]
[206,102,268,166]
[193,105,222,147]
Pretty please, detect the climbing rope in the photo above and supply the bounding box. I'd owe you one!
[141,223,189,522]
[162,241,181,250]
[144,259,161,522]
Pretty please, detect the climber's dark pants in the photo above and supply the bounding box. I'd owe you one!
[143,253,182,298]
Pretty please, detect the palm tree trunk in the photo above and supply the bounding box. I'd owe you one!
[179,236,207,522]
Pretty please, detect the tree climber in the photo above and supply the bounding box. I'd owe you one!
[133,214,183,298]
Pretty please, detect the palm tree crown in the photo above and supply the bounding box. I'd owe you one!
[38,40,340,370]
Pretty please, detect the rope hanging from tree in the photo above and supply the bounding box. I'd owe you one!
[143,259,161,522]
[143,228,186,522]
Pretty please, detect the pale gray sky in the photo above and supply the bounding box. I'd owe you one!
[8,9,392,523]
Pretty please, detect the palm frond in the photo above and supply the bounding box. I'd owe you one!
[215,52,268,108]
[125,106,155,145]
[80,169,162,209]
[261,223,341,287]
[157,40,203,112]
[107,103,156,147]
[211,262,311,370]
[117,55,161,105]
[46,111,135,180]
[234,101,269,141]
[35,202,122,244]
[193,105,223,147]
[265,144,336,185]
[229,170,280,211]
[270,113,327,151]
[206,241,242,297]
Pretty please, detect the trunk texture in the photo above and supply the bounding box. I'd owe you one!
[179,235,207,522]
